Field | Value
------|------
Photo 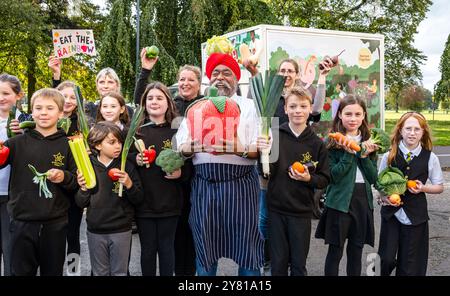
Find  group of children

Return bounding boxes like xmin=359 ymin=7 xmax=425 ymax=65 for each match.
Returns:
xmin=0 ymin=53 xmax=446 ymax=276
xmin=256 ymin=85 xmax=444 ymax=276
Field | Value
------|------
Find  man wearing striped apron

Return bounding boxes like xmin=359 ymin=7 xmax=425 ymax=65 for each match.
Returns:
xmin=176 ymin=53 xmax=263 ymax=275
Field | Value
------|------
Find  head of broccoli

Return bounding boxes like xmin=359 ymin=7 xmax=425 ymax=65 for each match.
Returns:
xmin=155 ymin=149 xmax=184 ymax=174
xmin=370 ymin=128 xmax=390 ymax=154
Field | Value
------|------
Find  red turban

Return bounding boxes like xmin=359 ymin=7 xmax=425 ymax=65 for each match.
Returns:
xmin=205 ymin=53 xmax=241 ymax=81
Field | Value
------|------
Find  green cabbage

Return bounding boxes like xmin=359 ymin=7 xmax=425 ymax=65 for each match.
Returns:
xmin=375 ymin=166 xmax=407 ymax=196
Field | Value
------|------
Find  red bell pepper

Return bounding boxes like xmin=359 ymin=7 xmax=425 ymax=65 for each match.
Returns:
xmin=0 ymin=144 xmax=10 ymax=166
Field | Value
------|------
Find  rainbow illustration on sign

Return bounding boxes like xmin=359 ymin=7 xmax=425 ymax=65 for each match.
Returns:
xmin=52 ymin=29 xmax=96 ymax=58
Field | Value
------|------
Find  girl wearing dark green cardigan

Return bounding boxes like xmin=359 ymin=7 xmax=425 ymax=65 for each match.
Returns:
xmin=315 ymin=95 xmax=378 ymax=276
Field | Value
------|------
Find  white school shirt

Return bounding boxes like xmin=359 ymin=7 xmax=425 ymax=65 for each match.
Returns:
xmin=378 ymin=140 xmax=444 ymax=225
xmin=0 ymin=109 xmax=21 ymax=195
xmin=175 ymin=93 xmax=259 ymax=166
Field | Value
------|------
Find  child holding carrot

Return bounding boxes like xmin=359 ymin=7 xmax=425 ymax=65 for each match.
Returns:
xmin=377 ymin=112 xmax=444 ymax=276
xmin=130 ymin=82 xmax=187 ymax=276
xmin=256 ymin=86 xmax=330 ymax=276
xmin=0 ymin=88 xmax=78 ymax=276
xmin=75 ymin=121 xmax=143 ymax=276
xmin=315 ymin=95 xmax=379 ymax=276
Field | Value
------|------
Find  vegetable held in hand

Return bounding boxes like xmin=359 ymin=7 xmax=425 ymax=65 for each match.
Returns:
xmin=145 ymin=45 xmax=159 ymax=59
xmin=6 ymin=106 xmax=17 ymax=138
xmin=0 ymin=143 xmax=10 ymax=165
xmin=144 ymin=146 xmax=157 ymax=164
xmin=250 ymin=71 xmax=286 ymax=177
xmin=389 ymin=193 xmax=402 ymax=206
xmin=19 ymin=120 xmax=36 ymax=130
xmin=28 ymin=164 xmax=52 ymax=199
xmin=155 ymin=149 xmax=184 ymax=174
xmin=108 ymin=168 xmax=120 ymax=181
xmin=376 ymin=166 xmax=407 ymax=197
xmin=119 ymin=106 xmax=144 ymax=197
xmin=407 ymin=180 xmax=417 ymax=189
xmin=205 ymin=35 xmax=233 ymax=56
xmin=328 ymin=132 xmax=361 ymax=152
xmin=368 ymin=128 xmax=390 ymax=154
xmin=58 ymin=117 xmax=72 ymax=135
xmin=69 ymin=135 xmax=96 ymax=189
xmin=290 ymin=162 xmax=305 ymax=174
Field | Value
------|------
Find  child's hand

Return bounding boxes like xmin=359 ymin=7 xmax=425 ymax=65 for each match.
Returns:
xmin=336 ymin=137 xmax=357 ymax=155
xmin=77 ymin=170 xmax=87 ymax=191
xmin=360 ymin=139 xmax=378 ymax=158
xmin=9 ymin=119 xmax=23 ymax=135
xmin=48 ymin=56 xmax=62 ymax=79
xmin=256 ymin=136 xmax=271 ymax=152
xmin=136 ymin=153 xmax=149 ymax=166
xmin=47 ymin=168 xmax=65 ymax=183
xmin=140 ymin=48 xmax=158 ymax=70
xmin=408 ymin=180 xmax=424 ymax=194
xmin=165 ymin=169 xmax=181 ymax=180
xmin=377 ymin=193 xmax=400 ymax=207
xmin=114 ymin=170 xmax=132 ymax=189
xmin=288 ymin=165 xmax=311 ymax=182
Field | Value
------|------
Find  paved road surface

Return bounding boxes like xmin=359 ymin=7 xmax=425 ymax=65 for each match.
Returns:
xmin=70 ymin=173 xmax=450 ymax=276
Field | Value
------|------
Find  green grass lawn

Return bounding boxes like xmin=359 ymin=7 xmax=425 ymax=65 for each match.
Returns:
xmin=384 ymin=110 xmax=450 ymax=146
xmin=385 ymin=119 xmax=450 ymax=146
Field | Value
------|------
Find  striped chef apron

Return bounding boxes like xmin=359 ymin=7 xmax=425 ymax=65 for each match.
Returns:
xmin=189 ymin=163 xmax=264 ymax=272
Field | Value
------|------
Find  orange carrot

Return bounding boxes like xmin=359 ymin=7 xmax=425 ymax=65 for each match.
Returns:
xmin=328 ymin=132 xmax=361 ymax=152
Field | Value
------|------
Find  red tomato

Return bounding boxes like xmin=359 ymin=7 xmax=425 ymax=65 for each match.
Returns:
xmin=108 ymin=168 xmax=121 ymax=181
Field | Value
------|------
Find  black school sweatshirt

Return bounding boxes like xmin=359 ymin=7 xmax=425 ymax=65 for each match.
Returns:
xmin=1 ymin=129 xmax=78 ymax=222
xmin=75 ymin=157 xmax=143 ymax=234
xmin=129 ymin=121 xmax=189 ymax=218
xmin=267 ymin=123 xmax=330 ymax=218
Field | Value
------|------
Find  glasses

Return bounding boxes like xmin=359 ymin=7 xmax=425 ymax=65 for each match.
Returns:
xmin=279 ymin=69 xmax=296 ymax=74
xmin=403 ymin=126 xmax=423 ymax=134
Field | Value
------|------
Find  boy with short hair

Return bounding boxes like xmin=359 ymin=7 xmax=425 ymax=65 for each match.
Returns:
xmin=0 ymin=88 xmax=78 ymax=276
xmin=257 ymin=86 xmax=330 ymax=276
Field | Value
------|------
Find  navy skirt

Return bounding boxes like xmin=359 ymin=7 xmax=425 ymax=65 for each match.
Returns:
xmin=189 ymin=163 xmax=264 ymax=271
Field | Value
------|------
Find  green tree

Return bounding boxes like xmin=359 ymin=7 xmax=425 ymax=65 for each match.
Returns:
xmin=434 ymin=34 xmax=450 ymax=107
xmin=98 ymin=0 xmax=135 ymax=101
xmin=266 ymin=0 xmax=431 ymax=112
xmin=399 ymin=84 xmax=426 ymax=111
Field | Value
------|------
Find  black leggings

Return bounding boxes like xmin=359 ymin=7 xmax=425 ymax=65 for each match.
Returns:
xmin=137 ymin=216 xmax=179 ymax=276
xmin=324 ymin=242 xmax=363 ymax=276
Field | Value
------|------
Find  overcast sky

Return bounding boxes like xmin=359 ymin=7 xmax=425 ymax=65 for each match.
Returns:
xmin=413 ymin=0 xmax=449 ymax=91
xmin=91 ymin=0 xmax=449 ymax=91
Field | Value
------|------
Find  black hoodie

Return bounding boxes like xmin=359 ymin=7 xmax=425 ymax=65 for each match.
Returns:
xmin=1 ymin=129 xmax=78 ymax=222
xmin=75 ymin=156 xmax=143 ymax=234
xmin=129 ymin=122 xmax=190 ymax=218
xmin=267 ymin=123 xmax=330 ymax=218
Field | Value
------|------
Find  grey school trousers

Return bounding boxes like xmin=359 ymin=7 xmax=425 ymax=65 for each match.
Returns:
xmin=87 ymin=230 xmax=131 ymax=276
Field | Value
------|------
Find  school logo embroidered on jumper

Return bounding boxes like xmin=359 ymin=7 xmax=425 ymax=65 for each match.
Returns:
xmin=112 ymin=182 xmax=120 ymax=194
xmin=162 ymin=139 xmax=172 ymax=149
xmin=52 ymin=152 xmax=65 ymax=167
xmin=300 ymin=152 xmax=312 ymax=164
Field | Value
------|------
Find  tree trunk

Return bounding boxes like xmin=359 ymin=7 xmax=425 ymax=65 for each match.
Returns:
xmin=26 ymin=51 xmax=37 ymax=114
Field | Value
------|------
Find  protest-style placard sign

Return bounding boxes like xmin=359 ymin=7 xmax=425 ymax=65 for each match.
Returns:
xmin=52 ymin=29 xmax=96 ymax=58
